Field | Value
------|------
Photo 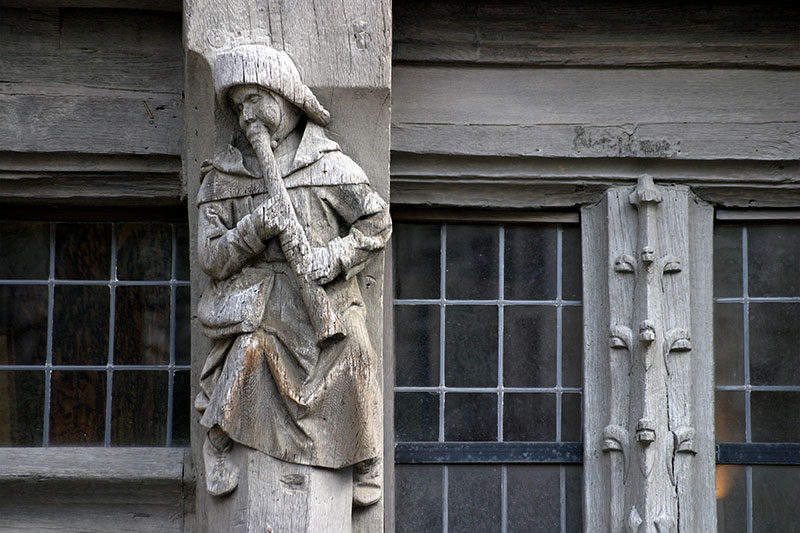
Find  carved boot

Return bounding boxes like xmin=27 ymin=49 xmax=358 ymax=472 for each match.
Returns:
xmin=203 ymin=426 xmax=239 ymax=497
xmin=352 ymin=457 xmax=382 ymax=507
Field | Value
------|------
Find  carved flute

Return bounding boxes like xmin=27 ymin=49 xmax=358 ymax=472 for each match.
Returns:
xmin=249 ymin=133 xmax=346 ymax=346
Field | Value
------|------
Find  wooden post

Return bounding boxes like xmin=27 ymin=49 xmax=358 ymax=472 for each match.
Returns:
xmin=582 ymin=177 xmax=716 ymax=532
xmin=183 ymin=2 xmax=391 ymax=531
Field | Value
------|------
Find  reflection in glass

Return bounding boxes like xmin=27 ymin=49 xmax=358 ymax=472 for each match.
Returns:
xmin=445 ymin=224 xmax=498 ymax=300
xmin=504 ymin=225 xmax=557 ymax=300
xmin=445 ymin=392 xmax=496 ymax=441
xmin=116 ymin=222 xmax=171 ymax=280
xmin=114 ymin=286 xmax=170 ymax=365
xmin=52 ymin=285 xmax=109 ymax=365
xmin=748 ymin=223 xmax=800 ymax=297
xmin=394 ymin=223 xmax=441 ymax=299
xmin=749 ymin=303 xmax=800 ymax=385
xmin=0 ymin=222 xmax=49 ymax=280
xmin=713 ymin=225 xmax=742 ymax=298
xmin=444 ymin=305 xmax=497 ymax=387
xmin=751 ymin=392 xmax=800 ymax=442
xmin=715 ymin=391 xmax=745 ymax=443
xmin=504 ymin=393 xmax=555 ymax=441
xmin=395 ymin=392 xmax=438 ymax=442
xmin=562 ymin=305 xmax=583 ymax=388
xmin=503 ymin=306 xmax=556 ymax=387
xmin=752 ymin=466 xmax=800 ymax=531
xmin=448 ymin=465 xmax=501 ymax=532
xmin=55 ymin=223 xmax=111 ymax=280
xmin=395 ymin=305 xmax=439 ymax=387
xmin=0 ymin=285 xmax=48 ymax=365
xmin=714 ymin=303 xmax=743 ymax=386
xmin=111 ymin=371 xmax=168 ymax=446
xmin=395 ymin=465 xmax=443 ymax=533
xmin=0 ymin=371 xmax=44 ymax=446
xmin=716 ymin=465 xmax=746 ymax=532
xmin=50 ymin=370 xmax=106 ymax=445
xmin=507 ymin=465 xmax=560 ymax=532
xmin=172 ymin=370 xmax=191 ymax=446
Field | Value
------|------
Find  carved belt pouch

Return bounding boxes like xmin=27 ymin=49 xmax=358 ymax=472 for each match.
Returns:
xmin=198 ymin=267 xmax=274 ymax=339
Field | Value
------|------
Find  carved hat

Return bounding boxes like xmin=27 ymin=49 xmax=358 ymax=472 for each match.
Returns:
xmin=213 ymin=44 xmax=331 ymax=126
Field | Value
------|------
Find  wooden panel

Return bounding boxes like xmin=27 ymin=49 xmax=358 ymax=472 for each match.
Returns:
xmin=392 ymin=66 xmax=800 ymax=161
xmin=390 ymin=154 xmax=800 ymax=209
xmin=0 ymin=448 xmax=192 ymax=533
xmin=0 ymin=8 xmax=184 ymax=158
xmin=394 ymin=0 xmax=800 ymax=68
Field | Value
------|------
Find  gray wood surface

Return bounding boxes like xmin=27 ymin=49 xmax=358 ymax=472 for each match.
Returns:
xmin=394 ymin=1 xmax=800 ymax=68
xmin=184 ymin=1 xmax=391 ymax=531
xmin=582 ymin=180 xmax=715 ymax=531
xmin=392 ymin=66 xmax=800 ymax=161
xmin=0 ymin=448 xmax=194 ymax=533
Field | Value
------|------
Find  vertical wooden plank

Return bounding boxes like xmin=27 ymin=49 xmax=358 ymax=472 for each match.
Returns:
xmin=583 ymin=178 xmax=716 ymax=531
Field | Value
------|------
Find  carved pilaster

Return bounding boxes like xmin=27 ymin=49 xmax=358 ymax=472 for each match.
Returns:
xmin=583 ymin=177 xmax=715 ymax=532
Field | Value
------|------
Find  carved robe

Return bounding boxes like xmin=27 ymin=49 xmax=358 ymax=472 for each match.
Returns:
xmin=195 ymin=121 xmax=390 ymax=469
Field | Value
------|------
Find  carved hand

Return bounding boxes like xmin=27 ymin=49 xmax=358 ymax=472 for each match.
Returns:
xmin=308 ymin=246 xmax=341 ymax=284
xmin=252 ymin=196 xmax=290 ymax=241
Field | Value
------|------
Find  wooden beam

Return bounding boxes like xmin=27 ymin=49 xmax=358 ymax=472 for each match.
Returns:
xmin=394 ymin=0 xmax=800 ymax=68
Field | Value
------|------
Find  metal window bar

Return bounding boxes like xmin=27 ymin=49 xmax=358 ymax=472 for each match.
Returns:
xmin=1 ymin=222 xmax=191 ymax=447
xmin=394 ymin=222 xmax=582 ymax=533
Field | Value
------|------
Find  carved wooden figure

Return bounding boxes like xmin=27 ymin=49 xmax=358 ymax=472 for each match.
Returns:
xmin=192 ymin=43 xmax=391 ymax=516
xmin=583 ymin=177 xmax=715 ymax=532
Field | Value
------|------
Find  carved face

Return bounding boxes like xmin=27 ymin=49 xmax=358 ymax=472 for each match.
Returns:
xmin=229 ymin=85 xmax=301 ymax=142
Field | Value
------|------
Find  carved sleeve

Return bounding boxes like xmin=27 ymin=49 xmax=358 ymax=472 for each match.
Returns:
xmin=197 ymin=200 xmax=270 ymax=280
xmin=323 ymin=184 xmax=392 ymax=281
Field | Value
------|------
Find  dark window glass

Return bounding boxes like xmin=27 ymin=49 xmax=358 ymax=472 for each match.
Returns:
xmin=562 ymin=225 xmax=583 ymax=301
xmin=394 ymin=223 xmax=441 ymax=299
xmin=0 ymin=219 xmax=190 ymax=448
xmin=445 ymin=392 xmax=496 ymax=441
xmin=395 ymin=305 xmax=439 ymax=387
xmin=444 ymin=305 xmax=497 ymax=387
xmin=748 ymin=223 xmax=800 ymax=297
xmin=715 ymin=391 xmax=745 ymax=443
xmin=0 ymin=222 xmax=49 ymax=280
xmin=0 ymin=370 xmax=44 ymax=446
xmin=111 ymin=371 xmax=168 ymax=446
xmin=716 ymin=465 xmax=746 ymax=532
xmin=49 ymin=370 xmax=106 ymax=445
xmin=714 ymin=303 xmax=743 ymax=386
xmin=504 ymin=393 xmax=556 ymax=441
xmin=504 ymin=225 xmax=557 ymax=300
xmin=751 ymin=392 xmax=800 ymax=442
xmin=562 ymin=305 xmax=583 ymax=388
xmin=114 ymin=286 xmax=170 ymax=365
xmin=713 ymin=225 xmax=742 ymax=298
xmin=561 ymin=392 xmax=582 ymax=442
xmin=395 ymin=392 xmax=438 ymax=442
xmin=448 ymin=466 xmax=501 ymax=532
xmin=504 ymin=306 xmax=556 ymax=387
xmin=749 ymin=303 xmax=800 ymax=385
xmin=116 ymin=222 xmax=172 ymax=280
xmin=395 ymin=465 xmax=443 ymax=533
xmin=55 ymin=223 xmax=111 ymax=280
xmin=52 ymin=285 xmax=109 ymax=365
xmin=506 ymin=465 xmax=560 ymax=532
xmin=752 ymin=466 xmax=800 ymax=531
xmin=445 ymin=224 xmax=498 ymax=300
xmin=0 ymin=285 xmax=48 ymax=365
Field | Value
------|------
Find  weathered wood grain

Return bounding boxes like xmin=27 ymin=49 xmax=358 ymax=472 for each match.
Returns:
xmin=390 ymin=153 xmax=800 ymax=209
xmin=185 ymin=2 xmax=391 ymax=531
xmin=582 ymin=181 xmax=715 ymax=531
xmin=394 ymin=0 xmax=800 ymax=68
xmin=0 ymin=448 xmax=193 ymax=533
xmin=392 ymin=65 xmax=800 ymax=161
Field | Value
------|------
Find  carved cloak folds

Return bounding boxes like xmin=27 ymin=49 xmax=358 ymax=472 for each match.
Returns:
xmin=195 ymin=121 xmax=391 ymax=469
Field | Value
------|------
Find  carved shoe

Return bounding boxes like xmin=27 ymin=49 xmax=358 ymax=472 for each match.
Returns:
xmin=203 ymin=437 xmax=240 ymax=497
xmin=352 ymin=458 xmax=382 ymax=507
